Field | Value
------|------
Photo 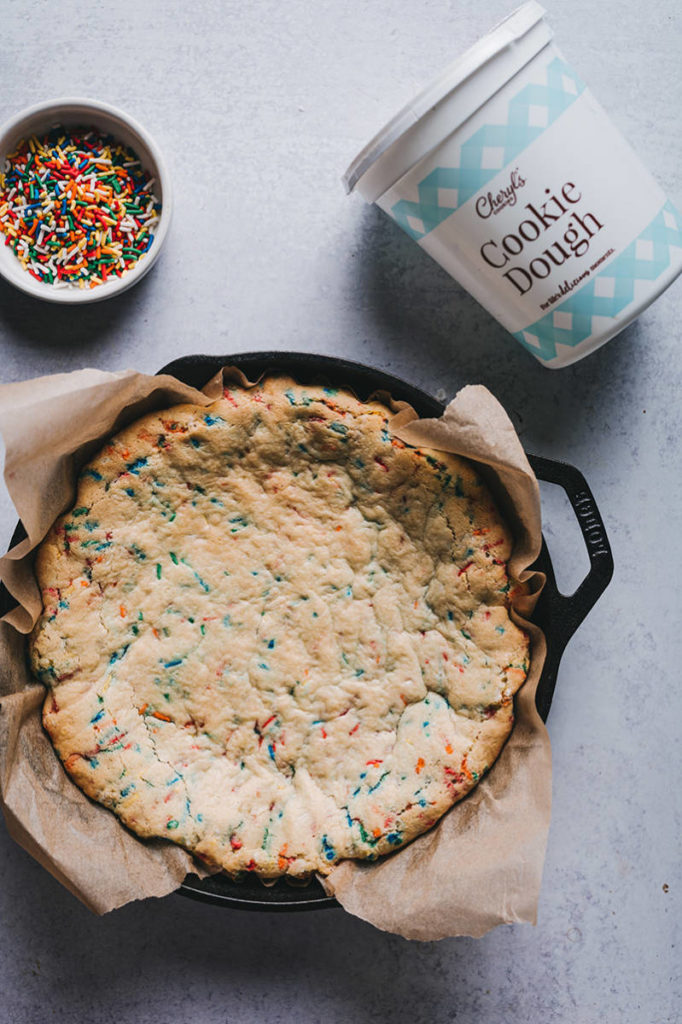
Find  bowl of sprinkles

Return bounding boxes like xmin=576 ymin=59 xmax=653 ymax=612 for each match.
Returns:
xmin=0 ymin=98 xmax=171 ymax=302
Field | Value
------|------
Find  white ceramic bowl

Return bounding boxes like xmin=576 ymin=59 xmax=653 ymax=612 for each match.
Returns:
xmin=0 ymin=97 xmax=172 ymax=303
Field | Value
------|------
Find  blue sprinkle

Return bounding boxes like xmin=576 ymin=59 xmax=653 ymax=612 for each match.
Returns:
xmin=58 ymin=599 xmax=69 ymax=610
xmin=267 ymin=743 xmax=276 ymax=761
xmin=204 ymin=413 xmax=224 ymax=426
xmin=164 ymin=659 xmax=182 ymax=668
xmin=267 ymin=639 xmax=276 ymax=649
xmin=109 ymin=644 xmax=130 ymax=664
xmin=321 ymin=834 xmax=336 ymax=861
xmin=368 ymin=771 xmax=389 ymax=794
xmin=126 ymin=457 xmax=148 ymax=475
xmin=190 ymin=438 xmax=201 ymax=448
xmin=192 ymin=570 xmax=210 ymax=593
xmin=447 ymin=611 xmax=454 ymax=621
xmin=495 ymin=626 xmax=506 ymax=634
xmin=258 ymin=663 xmax=269 ymax=671
xmin=386 ymin=832 xmax=402 ymax=845
xmin=329 ymin=422 xmax=348 ymax=435
xmin=125 ymin=488 xmax=135 ymax=497
xmin=120 ymin=785 xmax=133 ymax=798
xmin=90 ymin=709 xmax=105 ymax=724
xmin=284 ymin=389 xmax=297 ymax=406
xmin=82 ymin=468 xmax=102 ymax=481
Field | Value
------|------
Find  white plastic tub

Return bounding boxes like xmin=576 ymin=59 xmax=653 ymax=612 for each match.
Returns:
xmin=343 ymin=2 xmax=682 ymax=368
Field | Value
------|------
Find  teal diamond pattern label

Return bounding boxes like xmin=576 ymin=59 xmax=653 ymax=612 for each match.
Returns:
xmin=513 ymin=201 xmax=682 ymax=361
xmin=390 ymin=57 xmax=586 ymax=241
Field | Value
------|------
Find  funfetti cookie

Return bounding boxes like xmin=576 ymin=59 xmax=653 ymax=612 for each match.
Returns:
xmin=30 ymin=377 xmax=529 ymax=878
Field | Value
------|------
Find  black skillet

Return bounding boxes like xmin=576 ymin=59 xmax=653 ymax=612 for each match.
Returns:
xmin=0 ymin=351 xmax=614 ymax=912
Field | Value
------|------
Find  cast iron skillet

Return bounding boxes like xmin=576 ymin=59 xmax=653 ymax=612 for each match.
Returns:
xmin=0 ymin=351 xmax=614 ymax=913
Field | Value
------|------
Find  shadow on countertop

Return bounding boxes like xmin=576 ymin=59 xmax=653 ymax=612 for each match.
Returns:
xmin=0 ymin=270 xmax=157 ymax=370
xmin=0 ymin=825 xmax=531 ymax=1024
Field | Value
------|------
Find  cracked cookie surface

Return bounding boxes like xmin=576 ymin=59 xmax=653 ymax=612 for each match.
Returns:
xmin=30 ymin=376 xmax=529 ymax=878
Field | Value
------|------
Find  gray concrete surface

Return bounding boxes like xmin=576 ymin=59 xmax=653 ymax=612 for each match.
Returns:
xmin=0 ymin=1 xmax=679 ymax=1021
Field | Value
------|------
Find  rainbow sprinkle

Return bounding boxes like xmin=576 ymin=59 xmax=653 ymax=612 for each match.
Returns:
xmin=0 ymin=127 xmax=161 ymax=289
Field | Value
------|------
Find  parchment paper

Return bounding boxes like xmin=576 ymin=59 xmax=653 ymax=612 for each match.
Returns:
xmin=0 ymin=367 xmax=550 ymax=936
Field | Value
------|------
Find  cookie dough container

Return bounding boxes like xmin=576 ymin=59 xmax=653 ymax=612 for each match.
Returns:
xmin=343 ymin=2 xmax=682 ymax=368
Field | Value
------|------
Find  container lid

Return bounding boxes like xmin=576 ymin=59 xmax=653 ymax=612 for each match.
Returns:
xmin=343 ymin=2 xmax=552 ymax=202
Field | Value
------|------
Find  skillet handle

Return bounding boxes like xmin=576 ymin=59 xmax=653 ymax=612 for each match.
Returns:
xmin=526 ymin=454 xmax=614 ymax=721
